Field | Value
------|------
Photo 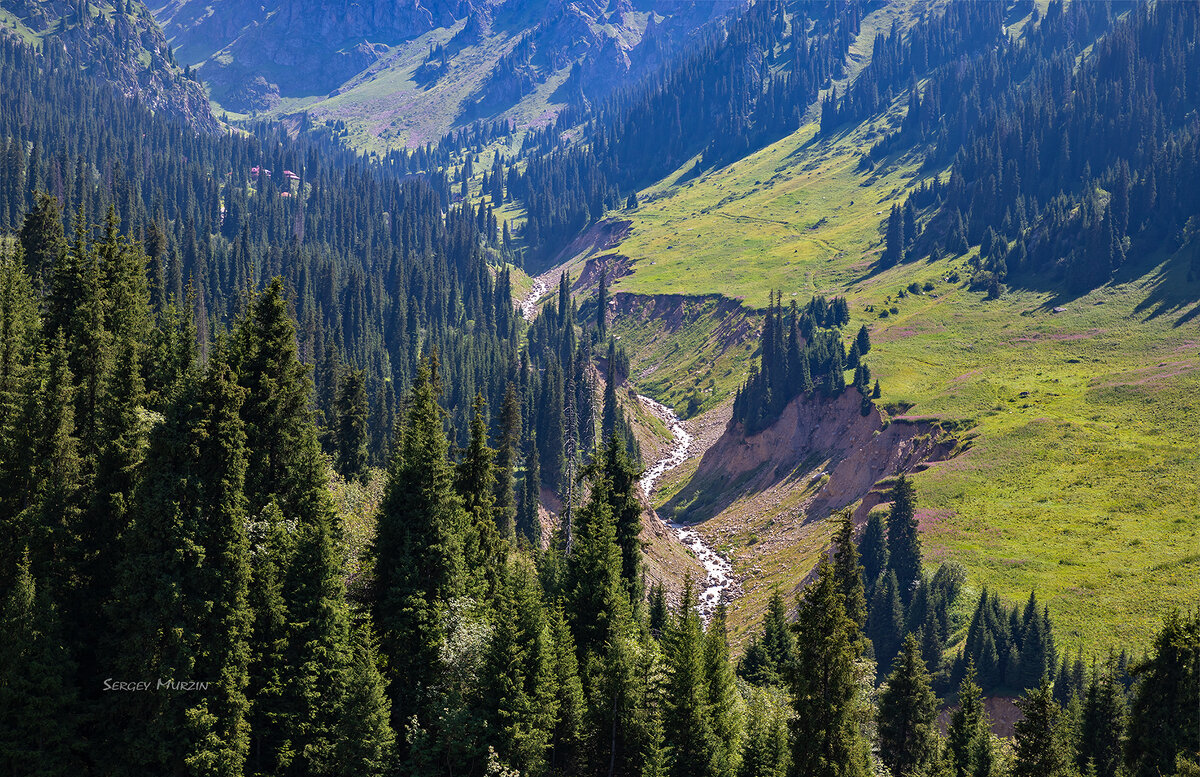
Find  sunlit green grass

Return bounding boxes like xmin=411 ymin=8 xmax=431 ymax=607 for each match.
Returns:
xmin=611 ymin=111 xmax=1200 ymax=651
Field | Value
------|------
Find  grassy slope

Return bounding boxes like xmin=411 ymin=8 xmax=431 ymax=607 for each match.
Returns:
xmin=607 ymin=103 xmax=1200 ymax=651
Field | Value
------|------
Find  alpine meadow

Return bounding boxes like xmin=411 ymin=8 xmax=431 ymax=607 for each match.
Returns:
xmin=0 ymin=0 xmax=1197 ymax=776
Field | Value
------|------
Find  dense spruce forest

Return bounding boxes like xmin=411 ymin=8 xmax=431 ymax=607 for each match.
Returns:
xmin=0 ymin=219 xmax=1195 ymax=775
xmin=867 ymin=0 xmax=1200 ymax=297
xmin=1 ymin=0 xmax=1200 ymax=774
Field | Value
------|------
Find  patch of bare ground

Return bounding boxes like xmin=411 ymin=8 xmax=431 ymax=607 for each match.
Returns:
xmin=938 ymin=696 xmax=1022 ymax=739
xmin=656 ymin=388 xmax=964 ymax=646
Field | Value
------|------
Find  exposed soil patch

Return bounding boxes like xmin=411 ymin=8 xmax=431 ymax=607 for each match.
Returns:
xmin=574 ymin=253 xmax=634 ymax=293
xmin=667 ymin=389 xmax=961 ymax=528
xmin=542 ymin=218 xmax=633 ymax=272
xmin=612 ymin=291 xmax=758 ymax=340
xmin=938 ymin=696 xmax=1022 ymax=739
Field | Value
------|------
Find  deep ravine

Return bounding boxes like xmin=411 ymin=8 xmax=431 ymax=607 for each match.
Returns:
xmin=637 ymin=394 xmax=734 ymax=619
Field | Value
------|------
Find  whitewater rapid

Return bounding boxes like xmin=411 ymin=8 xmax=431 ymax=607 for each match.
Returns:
xmin=637 ymin=395 xmax=733 ymax=619
xmin=519 ymin=276 xmax=550 ymax=321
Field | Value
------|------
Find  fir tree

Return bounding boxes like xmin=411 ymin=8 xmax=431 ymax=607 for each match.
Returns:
xmin=334 ymin=367 xmax=368 ymax=481
xmin=947 ymin=663 xmax=994 ymax=777
xmin=518 ymin=432 xmax=542 ymax=545
xmin=230 ymin=278 xmax=316 ymax=518
xmin=602 ymin=341 xmax=619 ymax=443
xmin=867 ymin=570 xmax=905 ymax=673
xmin=860 ymin=510 xmax=889 ymax=598
xmin=480 ymin=563 xmax=557 ymax=776
xmin=738 ymin=687 xmax=789 ymax=777
xmin=107 ymin=355 xmax=252 ymax=776
xmin=17 ymin=335 xmax=81 ymax=605
xmin=566 ymin=467 xmax=627 ymax=661
xmin=760 ymin=587 xmax=794 ymax=684
xmin=1124 ymin=610 xmax=1200 ymax=777
xmin=879 ymin=634 xmax=941 ymax=777
xmin=331 ymin=621 xmax=395 ymax=777
xmin=704 ymin=603 xmax=742 ymax=777
xmin=494 ymin=383 xmax=521 ymax=541
xmin=886 ymin=475 xmax=922 ymax=605
xmin=17 ymin=192 xmax=66 ymax=299
xmin=1078 ymin=661 xmax=1126 ymax=777
xmin=597 ymin=267 xmax=609 ymax=342
xmin=787 ymin=558 xmax=872 ymax=777
xmin=0 ymin=556 xmax=82 ymax=777
xmin=0 ymin=248 xmax=37 ymax=595
xmin=1012 ymin=676 xmax=1075 ymax=777
xmin=664 ymin=580 xmax=718 ymax=777
xmin=373 ymin=356 xmax=468 ymax=748
xmin=832 ymin=510 xmax=868 ymax=629
xmin=596 ymin=432 xmax=644 ymax=602
xmin=547 ymin=606 xmax=586 ymax=775
xmin=456 ymin=393 xmax=501 ymax=587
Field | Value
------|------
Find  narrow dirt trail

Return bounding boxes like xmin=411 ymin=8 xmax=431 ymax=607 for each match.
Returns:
xmin=637 ymin=394 xmax=733 ymax=619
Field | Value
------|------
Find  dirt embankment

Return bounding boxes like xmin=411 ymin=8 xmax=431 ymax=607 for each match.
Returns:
xmin=669 ymin=389 xmax=959 ymax=527
xmin=611 ymin=291 xmax=756 ymax=340
xmin=545 ymin=218 xmax=633 ymax=271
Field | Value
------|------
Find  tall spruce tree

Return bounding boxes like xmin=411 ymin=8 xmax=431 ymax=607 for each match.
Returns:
xmin=1012 ymin=676 xmax=1075 ymax=777
xmin=518 ymin=431 xmax=542 ymax=545
xmin=832 ymin=510 xmax=868 ymax=629
xmin=859 ymin=510 xmax=888 ymax=598
xmin=547 ymin=605 xmax=586 ymax=775
xmin=878 ymin=633 xmax=941 ymax=777
xmin=602 ymin=340 xmax=619 ymax=443
xmin=107 ymin=355 xmax=252 ymax=777
xmin=867 ymin=570 xmax=905 ymax=673
xmin=0 ymin=247 xmax=37 ymax=596
xmin=16 ymin=335 xmax=81 ymax=606
xmin=1078 ymin=661 xmax=1126 ymax=777
xmin=787 ymin=558 xmax=871 ymax=777
xmin=1124 ymin=609 xmax=1200 ymax=777
xmin=738 ymin=687 xmax=789 ymax=777
xmin=332 ymin=622 xmax=396 ymax=777
xmin=494 ymin=382 xmax=521 ymax=541
xmin=230 ymin=278 xmax=315 ymax=517
xmin=664 ymin=580 xmax=718 ymax=777
xmin=334 ymin=367 xmax=368 ymax=481
xmin=566 ymin=467 xmax=627 ymax=661
xmin=373 ymin=356 xmax=468 ymax=749
xmin=704 ymin=603 xmax=742 ymax=777
xmin=456 ymin=392 xmax=501 ymax=588
xmin=0 ymin=556 xmax=82 ymax=777
xmin=479 ymin=562 xmax=558 ymax=776
xmin=17 ymin=192 xmax=66 ymax=299
xmin=596 ymin=432 xmax=644 ymax=602
xmin=947 ymin=663 xmax=994 ymax=777
xmin=597 ymin=267 xmax=609 ymax=342
xmin=886 ymin=476 xmax=922 ymax=605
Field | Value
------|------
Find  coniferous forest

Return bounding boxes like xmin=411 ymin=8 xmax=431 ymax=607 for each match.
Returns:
xmin=1 ymin=0 xmax=1199 ymax=775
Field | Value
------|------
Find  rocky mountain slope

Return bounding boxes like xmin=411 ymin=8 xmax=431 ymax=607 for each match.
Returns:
xmin=152 ymin=0 xmax=743 ymax=145
xmin=0 ymin=0 xmax=217 ymax=130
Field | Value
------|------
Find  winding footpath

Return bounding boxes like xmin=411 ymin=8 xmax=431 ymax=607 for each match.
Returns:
xmin=637 ymin=395 xmax=734 ymax=618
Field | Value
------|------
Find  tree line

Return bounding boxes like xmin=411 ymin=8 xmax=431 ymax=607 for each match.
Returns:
xmin=732 ymin=292 xmax=877 ymax=433
xmin=870 ymin=0 xmax=1200 ymax=297
xmin=0 ymin=205 xmax=1196 ymax=777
